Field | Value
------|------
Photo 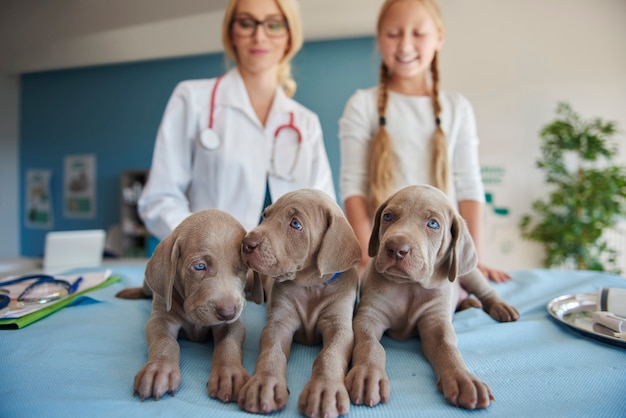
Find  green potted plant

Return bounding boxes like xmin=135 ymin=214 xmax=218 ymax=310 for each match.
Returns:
xmin=519 ymin=102 xmax=626 ymax=272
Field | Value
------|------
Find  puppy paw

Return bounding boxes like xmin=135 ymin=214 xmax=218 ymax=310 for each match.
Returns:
xmin=207 ymin=365 xmax=250 ymax=403
xmin=133 ymin=360 xmax=181 ymax=401
xmin=237 ymin=374 xmax=289 ymax=414
xmin=437 ymin=371 xmax=493 ymax=409
xmin=345 ymin=365 xmax=390 ymax=407
xmin=488 ymin=302 xmax=520 ymax=322
xmin=298 ymin=377 xmax=350 ymax=417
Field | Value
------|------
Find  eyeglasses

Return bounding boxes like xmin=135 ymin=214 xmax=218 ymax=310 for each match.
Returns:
xmin=231 ymin=17 xmax=289 ymax=38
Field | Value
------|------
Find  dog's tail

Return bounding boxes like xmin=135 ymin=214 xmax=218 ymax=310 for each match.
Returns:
xmin=115 ymin=286 xmax=151 ymax=300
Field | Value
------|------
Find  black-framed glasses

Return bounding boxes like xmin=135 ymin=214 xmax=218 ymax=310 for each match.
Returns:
xmin=231 ymin=17 xmax=289 ymax=38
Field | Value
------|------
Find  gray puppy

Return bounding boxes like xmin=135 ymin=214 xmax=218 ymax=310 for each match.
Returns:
xmin=346 ymin=185 xmax=519 ymax=410
xmin=238 ymin=189 xmax=361 ymax=418
xmin=116 ymin=209 xmax=249 ymax=403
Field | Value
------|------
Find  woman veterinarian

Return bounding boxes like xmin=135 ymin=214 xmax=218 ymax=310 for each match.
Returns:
xmin=139 ymin=0 xmax=336 ymax=239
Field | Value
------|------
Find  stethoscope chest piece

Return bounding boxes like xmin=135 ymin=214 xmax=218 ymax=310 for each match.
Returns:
xmin=200 ymin=128 xmax=221 ymax=150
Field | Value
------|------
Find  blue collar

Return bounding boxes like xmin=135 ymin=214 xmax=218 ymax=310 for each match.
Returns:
xmin=326 ymin=272 xmax=343 ymax=283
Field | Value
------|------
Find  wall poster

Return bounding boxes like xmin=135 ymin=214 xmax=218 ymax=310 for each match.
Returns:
xmin=25 ymin=169 xmax=53 ymax=229
xmin=64 ymin=154 xmax=96 ymax=219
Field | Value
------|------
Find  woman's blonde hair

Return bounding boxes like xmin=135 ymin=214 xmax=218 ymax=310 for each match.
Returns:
xmin=369 ymin=0 xmax=448 ymax=211
xmin=222 ymin=0 xmax=303 ymax=97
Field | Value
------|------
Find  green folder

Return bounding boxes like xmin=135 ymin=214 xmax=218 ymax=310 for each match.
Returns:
xmin=0 ymin=275 xmax=120 ymax=330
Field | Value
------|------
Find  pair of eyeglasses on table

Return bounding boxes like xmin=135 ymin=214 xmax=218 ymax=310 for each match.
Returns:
xmin=0 ymin=274 xmax=83 ymax=315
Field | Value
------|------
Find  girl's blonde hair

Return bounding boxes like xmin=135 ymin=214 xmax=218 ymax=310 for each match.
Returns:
xmin=369 ymin=0 xmax=448 ymax=211
xmin=222 ymin=0 xmax=303 ymax=97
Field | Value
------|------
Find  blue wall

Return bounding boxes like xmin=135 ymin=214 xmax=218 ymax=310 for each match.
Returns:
xmin=19 ymin=36 xmax=379 ymax=256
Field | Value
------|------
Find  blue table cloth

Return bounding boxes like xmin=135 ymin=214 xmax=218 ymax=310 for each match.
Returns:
xmin=2 ymin=265 xmax=625 ymax=418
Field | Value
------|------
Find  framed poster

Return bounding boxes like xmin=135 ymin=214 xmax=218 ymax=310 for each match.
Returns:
xmin=64 ymin=154 xmax=96 ymax=219
xmin=25 ymin=169 xmax=53 ymax=229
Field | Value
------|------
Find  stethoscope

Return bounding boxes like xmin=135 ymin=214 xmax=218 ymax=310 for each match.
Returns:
xmin=199 ymin=74 xmax=303 ymax=182
xmin=0 ymin=274 xmax=83 ymax=315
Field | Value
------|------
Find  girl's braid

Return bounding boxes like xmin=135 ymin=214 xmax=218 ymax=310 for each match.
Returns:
xmin=368 ymin=63 xmax=396 ymax=212
xmin=430 ymin=52 xmax=449 ymax=194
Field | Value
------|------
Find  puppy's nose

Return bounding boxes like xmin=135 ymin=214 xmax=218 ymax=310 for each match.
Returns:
xmin=386 ymin=242 xmax=410 ymax=260
xmin=242 ymin=234 xmax=260 ymax=254
xmin=215 ymin=305 xmax=237 ymax=321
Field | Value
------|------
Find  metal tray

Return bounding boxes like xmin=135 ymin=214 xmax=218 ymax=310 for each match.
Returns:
xmin=547 ymin=293 xmax=625 ymax=349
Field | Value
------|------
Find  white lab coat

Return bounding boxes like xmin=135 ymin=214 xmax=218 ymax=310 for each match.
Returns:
xmin=139 ymin=68 xmax=336 ymax=239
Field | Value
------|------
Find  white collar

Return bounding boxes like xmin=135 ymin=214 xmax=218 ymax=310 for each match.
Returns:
xmin=217 ymin=67 xmax=297 ymax=128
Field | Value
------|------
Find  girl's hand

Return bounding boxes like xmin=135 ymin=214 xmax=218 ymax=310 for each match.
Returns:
xmin=477 ymin=263 xmax=512 ymax=283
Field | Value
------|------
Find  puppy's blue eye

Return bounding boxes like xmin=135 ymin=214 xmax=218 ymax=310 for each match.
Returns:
xmin=290 ymin=218 xmax=303 ymax=230
xmin=382 ymin=212 xmax=393 ymax=222
xmin=193 ymin=263 xmax=207 ymax=271
xmin=427 ymin=219 xmax=440 ymax=230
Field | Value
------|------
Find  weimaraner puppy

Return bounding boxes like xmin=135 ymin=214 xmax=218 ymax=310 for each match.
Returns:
xmin=346 ymin=185 xmax=519 ymax=410
xmin=238 ymin=189 xmax=361 ymax=418
xmin=116 ymin=209 xmax=250 ymax=403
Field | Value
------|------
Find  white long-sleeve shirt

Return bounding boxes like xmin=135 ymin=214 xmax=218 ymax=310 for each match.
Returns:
xmin=339 ymin=87 xmax=485 ymax=206
xmin=139 ymin=68 xmax=336 ymax=239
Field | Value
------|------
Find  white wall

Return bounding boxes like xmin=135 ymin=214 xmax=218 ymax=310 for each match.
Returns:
xmin=439 ymin=0 xmax=626 ymax=270
xmin=1 ymin=0 xmax=625 ymax=268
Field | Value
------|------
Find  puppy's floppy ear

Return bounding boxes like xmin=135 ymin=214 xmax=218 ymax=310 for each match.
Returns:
xmin=144 ymin=232 xmax=181 ymax=311
xmin=317 ymin=207 xmax=362 ymax=276
xmin=368 ymin=197 xmax=389 ymax=257
xmin=249 ymin=270 xmax=265 ymax=305
xmin=442 ymin=212 xmax=478 ymax=282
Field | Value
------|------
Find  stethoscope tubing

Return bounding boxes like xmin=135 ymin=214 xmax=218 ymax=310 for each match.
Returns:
xmin=209 ymin=74 xmax=224 ymax=130
xmin=271 ymin=112 xmax=302 ymax=181
xmin=0 ymin=274 xmax=83 ymax=303
xmin=207 ymin=74 xmax=303 ymax=182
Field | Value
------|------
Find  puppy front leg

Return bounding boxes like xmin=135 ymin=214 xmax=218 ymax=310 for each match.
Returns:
xmin=345 ymin=314 xmax=389 ymax=407
xmin=207 ymin=320 xmax=249 ymax=403
xmin=460 ymin=269 xmax=519 ymax=322
xmin=238 ymin=319 xmax=296 ymax=414
xmin=419 ymin=320 xmax=493 ymax=409
xmin=134 ymin=316 xmax=182 ymax=401
xmin=298 ymin=313 xmax=354 ymax=417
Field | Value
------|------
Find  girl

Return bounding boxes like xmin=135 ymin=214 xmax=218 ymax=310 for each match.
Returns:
xmin=339 ymin=0 xmax=510 ymax=282
xmin=139 ymin=0 xmax=335 ymax=239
